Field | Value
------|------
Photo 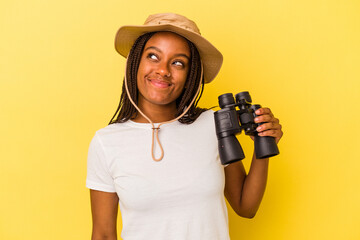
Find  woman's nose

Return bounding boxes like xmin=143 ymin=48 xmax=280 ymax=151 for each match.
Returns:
xmin=156 ymin=62 xmax=171 ymax=78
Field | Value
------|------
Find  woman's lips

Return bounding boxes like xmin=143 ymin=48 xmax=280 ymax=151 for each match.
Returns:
xmin=148 ymin=78 xmax=172 ymax=88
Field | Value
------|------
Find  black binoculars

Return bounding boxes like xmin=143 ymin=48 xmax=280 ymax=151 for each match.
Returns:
xmin=214 ymin=91 xmax=279 ymax=165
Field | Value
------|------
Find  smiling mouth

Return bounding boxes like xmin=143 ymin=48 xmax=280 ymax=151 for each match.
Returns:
xmin=148 ymin=78 xmax=172 ymax=88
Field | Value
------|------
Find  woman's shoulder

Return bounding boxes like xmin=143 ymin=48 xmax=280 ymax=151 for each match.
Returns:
xmin=196 ymin=109 xmax=215 ymax=122
xmin=201 ymin=108 xmax=215 ymax=115
xmin=187 ymin=109 xmax=216 ymax=130
xmin=92 ymin=122 xmax=132 ymax=140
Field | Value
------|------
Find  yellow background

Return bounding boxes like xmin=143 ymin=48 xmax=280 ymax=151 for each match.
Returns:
xmin=1 ymin=0 xmax=359 ymax=239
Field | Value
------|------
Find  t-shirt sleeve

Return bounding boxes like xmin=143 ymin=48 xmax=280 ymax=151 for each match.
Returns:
xmin=86 ymin=133 xmax=116 ymax=193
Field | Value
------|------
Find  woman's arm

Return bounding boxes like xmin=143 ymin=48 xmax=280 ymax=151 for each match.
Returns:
xmin=224 ymin=107 xmax=282 ymax=218
xmin=224 ymin=154 xmax=269 ymax=218
xmin=90 ymin=190 xmax=119 ymax=240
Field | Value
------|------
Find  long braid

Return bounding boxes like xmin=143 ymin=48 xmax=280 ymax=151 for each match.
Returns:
xmin=176 ymin=41 xmax=206 ymax=124
xmin=109 ymin=32 xmax=207 ymax=125
xmin=109 ymin=32 xmax=155 ymax=124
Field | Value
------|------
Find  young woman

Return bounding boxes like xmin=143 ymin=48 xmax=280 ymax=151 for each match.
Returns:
xmin=86 ymin=13 xmax=283 ymax=240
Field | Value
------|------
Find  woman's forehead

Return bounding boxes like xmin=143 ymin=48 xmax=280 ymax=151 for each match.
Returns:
xmin=144 ymin=32 xmax=190 ymax=54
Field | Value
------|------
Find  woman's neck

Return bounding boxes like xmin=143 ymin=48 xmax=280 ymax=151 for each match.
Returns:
xmin=131 ymin=101 xmax=178 ymax=123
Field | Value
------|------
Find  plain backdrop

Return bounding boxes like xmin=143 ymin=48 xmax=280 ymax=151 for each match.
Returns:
xmin=1 ymin=0 xmax=359 ymax=239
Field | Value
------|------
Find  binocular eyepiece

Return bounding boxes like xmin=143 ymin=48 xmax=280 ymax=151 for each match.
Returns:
xmin=214 ymin=91 xmax=279 ymax=165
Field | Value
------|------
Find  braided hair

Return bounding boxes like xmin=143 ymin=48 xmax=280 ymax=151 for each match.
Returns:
xmin=109 ymin=32 xmax=207 ymax=125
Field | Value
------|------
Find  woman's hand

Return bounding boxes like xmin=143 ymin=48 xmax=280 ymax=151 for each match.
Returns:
xmin=252 ymin=107 xmax=283 ymax=144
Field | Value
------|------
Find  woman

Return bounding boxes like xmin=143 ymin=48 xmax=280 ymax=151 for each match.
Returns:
xmin=86 ymin=13 xmax=283 ymax=240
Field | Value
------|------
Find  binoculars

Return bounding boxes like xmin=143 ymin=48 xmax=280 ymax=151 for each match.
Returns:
xmin=214 ymin=91 xmax=279 ymax=165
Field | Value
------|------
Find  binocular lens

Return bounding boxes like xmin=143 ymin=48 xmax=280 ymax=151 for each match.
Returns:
xmin=218 ymin=136 xmax=245 ymax=165
xmin=254 ymin=136 xmax=280 ymax=159
xmin=235 ymin=91 xmax=252 ymax=103
xmin=218 ymin=93 xmax=235 ymax=109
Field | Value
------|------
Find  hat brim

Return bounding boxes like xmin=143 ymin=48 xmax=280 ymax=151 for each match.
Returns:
xmin=114 ymin=24 xmax=223 ymax=83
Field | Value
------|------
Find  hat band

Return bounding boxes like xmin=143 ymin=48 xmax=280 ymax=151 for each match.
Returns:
xmin=144 ymin=16 xmax=200 ymax=34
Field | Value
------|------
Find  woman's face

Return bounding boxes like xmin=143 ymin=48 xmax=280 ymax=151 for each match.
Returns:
xmin=136 ymin=32 xmax=191 ymax=110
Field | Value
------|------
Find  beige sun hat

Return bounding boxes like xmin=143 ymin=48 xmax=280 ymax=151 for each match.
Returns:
xmin=114 ymin=13 xmax=223 ymax=84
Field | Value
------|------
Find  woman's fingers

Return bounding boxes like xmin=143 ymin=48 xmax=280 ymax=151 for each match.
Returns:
xmin=256 ymin=122 xmax=280 ymax=132
xmin=254 ymin=107 xmax=283 ymax=143
xmin=254 ymin=114 xmax=274 ymax=123
xmin=258 ymin=129 xmax=283 ymax=144
xmin=255 ymin=107 xmax=273 ymax=117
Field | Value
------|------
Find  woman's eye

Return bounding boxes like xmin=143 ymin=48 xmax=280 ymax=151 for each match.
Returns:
xmin=147 ymin=53 xmax=158 ymax=60
xmin=173 ymin=61 xmax=184 ymax=67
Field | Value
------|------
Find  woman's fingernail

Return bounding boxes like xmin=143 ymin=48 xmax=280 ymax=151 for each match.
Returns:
xmin=254 ymin=118 xmax=259 ymax=122
xmin=257 ymin=126 xmax=262 ymax=131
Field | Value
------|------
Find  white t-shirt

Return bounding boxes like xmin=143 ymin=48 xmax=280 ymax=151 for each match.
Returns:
xmin=86 ymin=110 xmax=230 ymax=240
